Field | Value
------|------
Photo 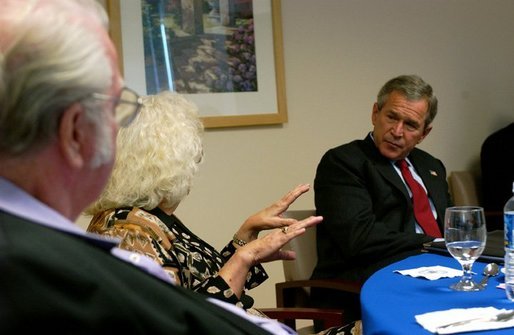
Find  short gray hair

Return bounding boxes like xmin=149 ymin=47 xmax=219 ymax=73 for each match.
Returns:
xmin=377 ymin=74 xmax=438 ymax=128
xmin=0 ymin=0 xmax=113 ymax=156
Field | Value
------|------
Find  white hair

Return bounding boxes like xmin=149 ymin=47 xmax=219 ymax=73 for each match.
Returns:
xmin=86 ymin=91 xmax=204 ymax=214
xmin=0 ymin=0 xmax=114 ymax=157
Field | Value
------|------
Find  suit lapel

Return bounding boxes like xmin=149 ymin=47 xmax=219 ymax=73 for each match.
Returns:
xmin=362 ymin=135 xmax=410 ymax=199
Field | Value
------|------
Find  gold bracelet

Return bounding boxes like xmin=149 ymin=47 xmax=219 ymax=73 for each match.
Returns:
xmin=232 ymin=234 xmax=247 ymax=247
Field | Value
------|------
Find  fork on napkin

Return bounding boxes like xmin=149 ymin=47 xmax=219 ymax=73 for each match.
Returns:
xmin=415 ymin=307 xmax=514 ymax=334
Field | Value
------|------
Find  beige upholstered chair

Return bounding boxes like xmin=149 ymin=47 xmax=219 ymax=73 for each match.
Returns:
xmin=282 ymin=210 xmax=319 ymax=283
xmin=447 ymin=171 xmax=503 ymax=230
xmin=263 ymin=210 xmax=362 ymax=331
xmin=448 ymin=171 xmax=481 ymax=206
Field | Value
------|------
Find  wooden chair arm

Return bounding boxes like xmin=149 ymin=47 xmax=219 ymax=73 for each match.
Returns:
xmin=258 ymin=307 xmax=344 ymax=330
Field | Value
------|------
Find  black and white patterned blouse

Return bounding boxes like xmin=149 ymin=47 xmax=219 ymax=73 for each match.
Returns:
xmin=87 ymin=207 xmax=268 ymax=309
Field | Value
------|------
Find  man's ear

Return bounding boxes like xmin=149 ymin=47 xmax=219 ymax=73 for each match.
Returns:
xmin=371 ymin=103 xmax=379 ymax=126
xmin=418 ymin=125 xmax=433 ymax=143
xmin=58 ymin=103 xmax=89 ymax=168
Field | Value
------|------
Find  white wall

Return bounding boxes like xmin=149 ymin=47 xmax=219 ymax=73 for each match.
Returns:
xmin=83 ymin=0 xmax=514 ymax=310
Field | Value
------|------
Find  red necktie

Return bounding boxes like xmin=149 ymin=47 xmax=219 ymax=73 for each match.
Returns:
xmin=396 ymin=159 xmax=442 ymax=237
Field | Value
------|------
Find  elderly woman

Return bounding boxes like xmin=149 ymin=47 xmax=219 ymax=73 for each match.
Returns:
xmin=85 ymin=91 xmax=321 ymax=310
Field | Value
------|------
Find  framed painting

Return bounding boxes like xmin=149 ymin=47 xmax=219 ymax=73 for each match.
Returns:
xmin=106 ymin=0 xmax=287 ymax=128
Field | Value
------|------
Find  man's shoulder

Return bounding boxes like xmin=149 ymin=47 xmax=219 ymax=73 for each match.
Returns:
xmin=0 ymin=211 xmax=99 ymax=258
xmin=0 ymin=210 xmax=44 ymax=236
xmin=322 ymin=137 xmax=369 ymax=158
xmin=410 ymin=146 xmax=439 ymax=160
xmin=483 ymin=123 xmax=514 ymax=148
xmin=0 ymin=212 xmax=272 ymax=334
xmin=316 ymin=137 xmax=378 ymax=175
xmin=409 ymin=147 xmax=446 ymax=171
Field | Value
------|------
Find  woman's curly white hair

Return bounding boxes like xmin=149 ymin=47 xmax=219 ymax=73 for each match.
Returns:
xmin=85 ymin=91 xmax=204 ymax=215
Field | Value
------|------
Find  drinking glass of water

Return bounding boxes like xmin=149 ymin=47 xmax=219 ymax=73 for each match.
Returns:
xmin=444 ymin=206 xmax=487 ymax=291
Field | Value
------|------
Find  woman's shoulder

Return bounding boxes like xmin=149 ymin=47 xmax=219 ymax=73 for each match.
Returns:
xmin=89 ymin=207 xmax=176 ymax=249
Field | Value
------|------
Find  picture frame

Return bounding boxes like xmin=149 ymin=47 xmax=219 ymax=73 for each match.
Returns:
xmin=106 ymin=0 xmax=287 ymax=128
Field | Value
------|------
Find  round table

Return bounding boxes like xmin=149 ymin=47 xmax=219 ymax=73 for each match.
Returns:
xmin=361 ymin=253 xmax=513 ymax=334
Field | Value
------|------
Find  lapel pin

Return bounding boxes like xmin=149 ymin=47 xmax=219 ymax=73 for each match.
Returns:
xmin=430 ymin=170 xmax=438 ymax=176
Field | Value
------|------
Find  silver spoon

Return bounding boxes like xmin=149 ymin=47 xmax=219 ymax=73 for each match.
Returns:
xmin=478 ymin=263 xmax=500 ymax=288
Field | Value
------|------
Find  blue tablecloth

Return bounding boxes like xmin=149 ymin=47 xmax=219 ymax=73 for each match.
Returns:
xmin=361 ymin=253 xmax=514 ymax=335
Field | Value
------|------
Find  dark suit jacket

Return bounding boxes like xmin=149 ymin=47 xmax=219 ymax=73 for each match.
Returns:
xmin=0 ymin=211 xmax=272 ymax=334
xmin=311 ymin=134 xmax=452 ymax=284
xmin=481 ymin=122 xmax=514 ymax=213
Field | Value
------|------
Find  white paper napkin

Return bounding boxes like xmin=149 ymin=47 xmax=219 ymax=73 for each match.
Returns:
xmin=416 ymin=307 xmax=514 ymax=334
xmin=395 ymin=266 xmax=462 ymax=280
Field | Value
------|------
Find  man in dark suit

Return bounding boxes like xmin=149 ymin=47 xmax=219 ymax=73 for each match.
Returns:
xmin=310 ymin=75 xmax=452 ymax=325
xmin=481 ymin=122 xmax=514 ymax=230
xmin=0 ymin=1 xmax=310 ymax=333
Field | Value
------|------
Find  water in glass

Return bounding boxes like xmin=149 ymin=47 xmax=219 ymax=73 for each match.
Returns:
xmin=444 ymin=206 xmax=487 ymax=291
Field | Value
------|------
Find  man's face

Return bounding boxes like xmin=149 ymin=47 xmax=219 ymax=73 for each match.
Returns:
xmin=90 ymin=112 xmax=116 ymax=169
xmin=84 ymin=90 xmax=119 ymax=206
xmin=371 ymin=91 xmax=432 ymax=161
xmin=86 ymin=39 xmax=123 ymax=202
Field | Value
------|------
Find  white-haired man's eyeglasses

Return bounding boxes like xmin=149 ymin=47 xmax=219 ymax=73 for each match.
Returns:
xmin=91 ymin=87 xmax=142 ymax=127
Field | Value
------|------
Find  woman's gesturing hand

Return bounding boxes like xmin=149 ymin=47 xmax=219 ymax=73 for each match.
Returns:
xmin=233 ymin=183 xmax=312 ymax=244
xmin=219 ymin=213 xmax=322 ymax=298
xmin=239 ymin=214 xmax=323 ymax=265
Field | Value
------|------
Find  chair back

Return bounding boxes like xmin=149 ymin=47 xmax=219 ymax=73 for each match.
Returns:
xmin=448 ymin=171 xmax=481 ymax=206
xmin=282 ymin=210 xmax=317 ymax=281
